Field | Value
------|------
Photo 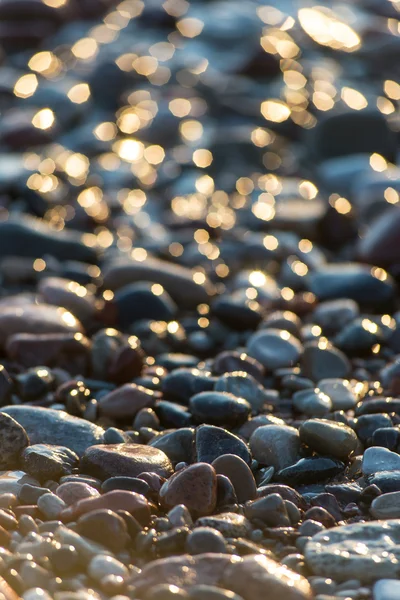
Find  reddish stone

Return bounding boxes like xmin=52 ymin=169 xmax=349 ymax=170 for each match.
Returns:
xmin=60 ymin=490 xmax=151 ymax=525
xmin=6 ymin=332 xmax=91 ymax=374
xmin=159 ymin=463 xmax=217 ymax=518
xmin=98 ymin=383 xmax=156 ymax=420
xmin=56 ymin=481 xmax=100 ymax=506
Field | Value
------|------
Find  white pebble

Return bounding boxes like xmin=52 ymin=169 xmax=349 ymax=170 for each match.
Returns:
xmin=22 ymin=588 xmax=52 ymax=600
xmin=88 ymin=554 xmax=129 ymax=581
xmin=37 ymin=493 xmax=66 ymax=519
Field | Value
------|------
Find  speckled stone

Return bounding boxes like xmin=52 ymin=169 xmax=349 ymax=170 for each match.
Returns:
xmin=81 ymin=443 xmax=173 ymax=480
xmin=305 ymin=520 xmax=400 ymax=582
xmin=160 ymin=463 xmax=217 ymax=518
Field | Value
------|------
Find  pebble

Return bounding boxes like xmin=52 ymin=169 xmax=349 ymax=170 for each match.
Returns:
xmin=244 ymin=493 xmax=291 ymax=527
xmin=247 ymin=329 xmax=303 ymax=371
xmin=370 ymin=492 xmax=400 ymax=519
xmin=214 ymin=371 xmax=272 ymax=413
xmin=56 ymin=482 xmax=99 ymax=505
xmin=195 ymin=425 xmax=251 ymax=465
xmin=277 ymin=457 xmax=345 ymax=486
xmin=60 ymin=490 xmax=151 ymax=525
xmin=37 ymin=492 xmax=66 ymax=519
xmin=98 ymin=383 xmax=156 ymax=420
xmin=87 ymin=555 xmax=129 ymax=581
xmin=317 ymin=379 xmax=359 ymax=411
xmin=133 ymin=553 xmax=312 ymax=599
xmin=301 ymin=342 xmax=351 ymax=382
xmin=77 ymin=509 xmax=129 ymax=552
xmin=195 ymin=513 xmax=252 ymax=538
xmin=362 ymin=447 xmax=400 ymax=476
xmin=250 ymin=425 xmax=300 ymax=470
xmin=305 ymin=520 xmax=400 ymax=583
xmin=80 ymin=443 xmax=173 ymax=480
xmin=186 ymin=527 xmax=227 ymax=555
xmin=159 ymin=463 xmax=217 ymax=518
xmin=373 ymin=579 xmax=400 ymax=600
xmin=211 ymin=454 xmax=257 ymax=503
xmin=190 ymin=391 xmax=251 ymax=427
xmin=2 ymin=406 xmax=104 ymax=457
xmin=149 ymin=428 xmax=195 ymax=465
xmin=299 ymin=420 xmax=358 ymax=460
xmin=21 ymin=444 xmax=79 ymax=481
xmin=292 ymin=389 xmax=333 ymax=416
xmin=0 ymin=412 xmax=29 ymax=468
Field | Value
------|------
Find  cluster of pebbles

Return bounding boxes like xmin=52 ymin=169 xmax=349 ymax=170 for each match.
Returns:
xmin=0 ymin=0 xmax=400 ymax=599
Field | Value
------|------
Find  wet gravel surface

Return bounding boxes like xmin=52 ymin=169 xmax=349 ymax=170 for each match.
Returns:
xmin=0 ymin=0 xmax=399 ymax=599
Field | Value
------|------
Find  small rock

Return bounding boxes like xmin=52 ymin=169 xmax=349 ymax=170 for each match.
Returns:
xmin=195 ymin=425 xmax=251 ymax=465
xmin=0 ymin=412 xmax=29 ymax=468
xmin=21 ymin=444 xmax=79 ymax=481
xmin=250 ymin=425 xmax=300 ymax=470
xmin=247 ymin=329 xmax=303 ymax=371
xmin=81 ymin=443 xmax=173 ymax=480
xmin=37 ymin=492 xmax=66 ymax=519
xmin=362 ymin=447 xmax=400 ymax=476
xmin=212 ymin=454 xmax=257 ymax=503
xmin=159 ymin=463 xmax=217 ymax=518
xmin=190 ymin=391 xmax=251 ymax=427
xmin=370 ymin=492 xmax=400 ymax=519
xmin=186 ymin=527 xmax=227 ymax=554
xmin=299 ymin=419 xmax=358 ymax=460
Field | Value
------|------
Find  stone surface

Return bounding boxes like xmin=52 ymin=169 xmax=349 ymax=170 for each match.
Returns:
xmin=2 ymin=406 xmax=104 ymax=457
xmin=195 ymin=425 xmax=251 ymax=465
xmin=0 ymin=412 xmax=29 ymax=468
xmin=98 ymin=383 xmax=156 ymax=420
xmin=212 ymin=454 xmax=257 ymax=503
xmin=21 ymin=444 xmax=79 ymax=481
xmin=132 ymin=553 xmax=312 ymax=600
xmin=190 ymin=391 xmax=251 ymax=427
xmin=60 ymin=489 xmax=151 ymax=525
xmin=299 ymin=419 xmax=358 ymax=460
xmin=373 ymin=579 xmax=400 ymax=600
xmin=81 ymin=443 xmax=173 ymax=480
xmin=159 ymin=463 xmax=217 ymax=518
xmin=250 ymin=425 xmax=300 ymax=470
xmin=362 ymin=447 xmax=400 ymax=476
xmin=305 ymin=520 xmax=400 ymax=582
xmin=370 ymin=492 xmax=400 ymax=519
xmin=247 ymin=329 xmax=303 ymax=371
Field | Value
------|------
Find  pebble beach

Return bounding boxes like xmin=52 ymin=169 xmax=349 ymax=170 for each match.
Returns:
xmin=0 ymin=0 xmax=399 ymax=599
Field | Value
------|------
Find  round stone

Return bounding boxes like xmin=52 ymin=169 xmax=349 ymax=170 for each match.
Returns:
xmin=212 ymin=454 xmax=257 ymax=503
xmin=159 ymin=463 xmax=217 ymax=518
xmin=299 ymin=419 xmax=358 ymax=460
xmin=305 ymin=520 xmax=400 ymax=583
xmin=81 ymin=443 xmax=173 ymax=480
xmin=190 ymin=391 xmax=251 ymax=427
xmin=247 ymin=329 xmax=303 ymax=371
xmin=292 ymin=389 xmax=333 ymax=416
xmin=249 ymin=425 xmax=300 ymax=470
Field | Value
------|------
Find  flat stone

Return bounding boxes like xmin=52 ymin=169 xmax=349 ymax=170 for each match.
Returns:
xmin=21 ymin=444 xmax=79 ymax=482
xmin=77 ymin=509 xmax=130 ymax=552
xmin=37 ymin=492 xmax=66 ymax=519
xmin=132 ymin=553 xmax=312 ymax=600
xmin=292 ymin=389 xmax=332 ymax=417
xmin=244 ymin=493 xmax=291 ymax=527
xmin=373 ymin=579 xmax=400 ymax=600
xmin=0 ymin=304 xmax=83 ymax=348
xmin=190 ymin=391 xmax=251 ymax=427
xmin=362 ymin=447 xmax=400 ymax=476
xmin=98 ymin=383 xmax=156 ymax=420
xmin=56 ymin=481 xmax=99 ymax=505
xmin=186 ymin=527 xmax=227 ymax=555
xmin=250 ymin=425 xmax=300 ymax=470
xmin=305 ymin=520 xmax=400 ymax=582
xmin=247 ymin=329 xmax=303 ymax=371
xmin=38 ymin=276 xmax=97 ymax=322
xmin=301 ymin=342 xmax=351 ymax=382
xmin=102 ymin=257 xmax=212 ymax=308
xmin=0 ymin=412 xmax=29 ymax=468
xmin=81 ymin=444 xmax=173 ymax=480
xmin=214 ymin=371 xmax=273 ymax=413
xmin=2 ymin=406 xmax=104 ymax=457
xmin=195 ymin=425 xmax=251 ymax=465
xmin=195 ymin=513 xmax=252 ymax=538
xmin=299 ymin=419 xmax=358 ymax=460
xmin=159 ymin=463 xmax=217 ymax=518
xmin=212 ymin=454 xmax=257 ymax=503
xmin=277 ymin=457 xmax=345 ymax=486
xmin=317 ymin=379 xmax=360 ymax=410
xmin=370 ymin=492 xmax=400 ymax=519
xmin=60 ymin=490 xmax=151 ymax=525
